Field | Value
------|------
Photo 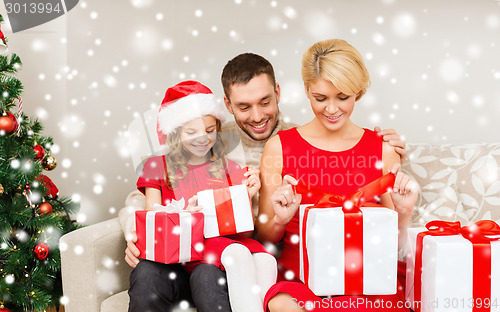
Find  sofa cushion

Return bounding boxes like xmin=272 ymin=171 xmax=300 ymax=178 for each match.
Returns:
xmin=101 ymin=291 xmax=129 ymax=312
xmin=403 ymin=143 xmax=500 ymax=227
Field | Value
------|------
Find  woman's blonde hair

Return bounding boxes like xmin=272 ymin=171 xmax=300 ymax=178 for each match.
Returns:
xmin=164 ymin=118 xmax=227 ymax=189
xmin=302 ymin=39 xmax=370 ymax=101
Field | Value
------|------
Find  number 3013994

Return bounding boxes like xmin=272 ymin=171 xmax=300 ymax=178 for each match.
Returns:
xmin=5 ymin=2 xmax=62 ymax=14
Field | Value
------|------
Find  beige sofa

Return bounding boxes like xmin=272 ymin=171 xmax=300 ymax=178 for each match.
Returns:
xmin=60 ymin=143 xmax=500 ymax=312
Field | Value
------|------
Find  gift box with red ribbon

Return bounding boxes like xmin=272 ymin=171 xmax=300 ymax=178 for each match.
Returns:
xmin=406 ymin=220 xmax=500 ymax=312
xmin=298 ymin=173 xmax=399 ymax=296
xmin=197 ymin=184 xmax=254 ymax=238
xmin=135 ymin=209 xmax=204 ymax=264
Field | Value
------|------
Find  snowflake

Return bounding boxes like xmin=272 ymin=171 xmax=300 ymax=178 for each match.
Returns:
xmin=251 ymin=285 xmax=261 ymax=294
xmin=283 ymin=6 xmax=297 ymax=19
xmin=258 ymin=213 xmax=269 ymax=224
xmin=372 ymin=33 xmax=386 ymax=46
xmin=439 ymin=58 xmax=464 ymax=83
xmin=284 ymin=270 xmax=295 ymax=280
xmin=60 ymin=296 xmax=69 ymax=305
xmin=179 ymin=300 xmax=190 ymax=310
xmin=5 ymin=274 xmax=15 ymax=284
xmin=194 ymin=242 xmax=204 ymax=253
xmin=371 ymin=235 xmax=381 ymax=245
xmin=74 ymin=245 xmax=84 ymax=255
xmin=130 ymin=0 xmax=153 ymax=8
xmin=327 ymin=266 xmax=338 ymax=277
xmin=96 ymin=271 xmax=120 ymax=293
xmin=392 ymin=13 xmax=417 ymax=37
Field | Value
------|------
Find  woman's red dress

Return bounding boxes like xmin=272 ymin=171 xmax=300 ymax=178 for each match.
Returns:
xmin=263 ymin=128 xmax=409 ymax=312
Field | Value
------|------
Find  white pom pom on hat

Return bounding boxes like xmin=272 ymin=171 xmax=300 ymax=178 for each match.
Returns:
xmin=156 ymin=80 xmax=227 ymax=143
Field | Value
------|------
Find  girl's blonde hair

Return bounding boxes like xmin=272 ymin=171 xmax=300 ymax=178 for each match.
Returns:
xmin=302 ymin=39 xmax=370 ymax=101
xmin=164 ymin=118 xmax=227 ymax=189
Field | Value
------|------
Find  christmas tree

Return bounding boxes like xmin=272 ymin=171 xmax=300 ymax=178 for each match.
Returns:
xmin=0 ymin=14 xmax=79 ymax=312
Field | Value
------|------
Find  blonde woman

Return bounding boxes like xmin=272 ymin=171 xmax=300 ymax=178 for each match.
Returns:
xmin=257 ymin=40 xmax=419 ymax=312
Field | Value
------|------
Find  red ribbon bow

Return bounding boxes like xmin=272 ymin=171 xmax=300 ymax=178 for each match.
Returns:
xmin=414 ymin=220 xmax=500 ymax=312
xmin=298 ymin=172 xmax=396 ymax=295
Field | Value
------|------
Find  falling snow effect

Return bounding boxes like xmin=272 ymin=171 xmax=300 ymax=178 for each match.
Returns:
xmin=391 ymin=13 xmax=417 ymax=38
xmin=9 ymin=0 xmax=499 ymax=302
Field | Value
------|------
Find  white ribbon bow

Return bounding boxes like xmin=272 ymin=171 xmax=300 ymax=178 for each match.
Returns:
xmin=152 ymin=197 xmax=186 ymax=213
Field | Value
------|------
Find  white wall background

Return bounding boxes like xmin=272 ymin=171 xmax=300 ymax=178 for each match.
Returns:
xmin=1 ymin=0 xmax=500 ymax=225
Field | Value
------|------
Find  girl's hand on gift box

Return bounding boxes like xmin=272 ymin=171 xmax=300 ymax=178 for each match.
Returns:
xmin=185 ymin=195 xmax=203 ymax=212
xmin=390 ymin=163 xmax=419 ymax=217
xmin=271 ymin=175 xmax=302 ymax=225
xmin=244 ymin=167 xmax=261 ymax=198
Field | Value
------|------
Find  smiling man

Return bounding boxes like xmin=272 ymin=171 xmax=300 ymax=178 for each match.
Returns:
xmin=222 ymin=55 xmax=281 ymax=142
xmin=220 ymin=53 xmax=291 ymax=171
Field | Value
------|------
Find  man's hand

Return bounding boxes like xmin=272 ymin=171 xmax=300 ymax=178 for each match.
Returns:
xmin=125 ymin=231 xmax=140 ymax=268
xmin=374 ymin=126 xmax=407 ymax=162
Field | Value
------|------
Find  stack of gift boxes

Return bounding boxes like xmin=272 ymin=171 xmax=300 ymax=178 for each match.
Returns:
xmin=135 ymin=172 xmax=500 ymax=311
xmin=135 ymin=183 xmax=254 ymax=264
xmin=298 ymin=173 xmax=500 ymax=310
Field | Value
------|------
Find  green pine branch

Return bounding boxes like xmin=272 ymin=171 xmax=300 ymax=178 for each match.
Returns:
xmin=0 ymin=54 xmax=22 ymax=77
xmin=0 ymin=77 xmax=24 ymax=110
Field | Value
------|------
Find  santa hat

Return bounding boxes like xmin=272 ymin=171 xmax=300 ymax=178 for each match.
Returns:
xmin=156 ymin=80 xmax=227 ymax=143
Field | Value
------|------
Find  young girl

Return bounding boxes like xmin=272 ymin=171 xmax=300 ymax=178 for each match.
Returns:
xmin=257 ymin=40 xmax=419 ymax=312
xmin=132 ymin=81 xmax=276 ymax=312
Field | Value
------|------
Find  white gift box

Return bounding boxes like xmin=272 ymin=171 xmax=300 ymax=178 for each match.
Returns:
xmin=299 ymin=205 xmax=398 ymax=296
xmin=406 ymin=227 xmax=500 ymax=312
xmin=197 ymin=184 xmax=254 ymax=238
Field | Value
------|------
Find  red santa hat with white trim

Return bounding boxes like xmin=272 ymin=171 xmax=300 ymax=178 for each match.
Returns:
xmin=156 ymin=80 xmax=227 ymax=144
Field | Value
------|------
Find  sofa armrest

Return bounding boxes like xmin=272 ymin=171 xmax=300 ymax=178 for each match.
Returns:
xmin=60 ymin=218 xmax=133 ymax=312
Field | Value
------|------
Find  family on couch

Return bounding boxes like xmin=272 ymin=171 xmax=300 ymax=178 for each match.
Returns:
xmin=124 ymin=39 xmax=419 ymax=312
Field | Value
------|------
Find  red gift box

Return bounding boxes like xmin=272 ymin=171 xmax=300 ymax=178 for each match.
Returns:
xmin=197 ymin=167 xmax=254 ymax=238
xmin=135 ymin=210 xmax=204 ymax=264
xmin=197 ymin=184 xmax=254 ymax=238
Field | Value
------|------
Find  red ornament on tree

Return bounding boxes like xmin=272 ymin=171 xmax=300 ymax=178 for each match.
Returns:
xmin=0 ymin=22 xmax=6 ymax=45
xmin=38 ymin=202 xmax=52 ymax=215
xmin=36 ymin=175 xmax=59 ymax=198
xmin=33 ymin=144 xmax=45 ymax=160
xmin=33 ymin=242 xmax=50 ymax=261
xmin=0 ymin=306 xmax=12 ymax=312
xmin=0 ymin=112 xmax=17 ymax=134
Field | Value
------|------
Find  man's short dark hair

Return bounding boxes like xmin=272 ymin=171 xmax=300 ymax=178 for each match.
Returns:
xmin=221 ymin=53 xmax=276 ymax=99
